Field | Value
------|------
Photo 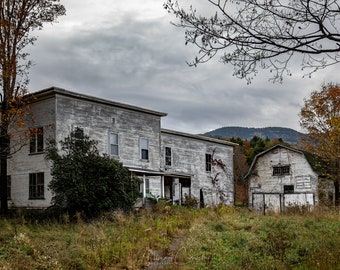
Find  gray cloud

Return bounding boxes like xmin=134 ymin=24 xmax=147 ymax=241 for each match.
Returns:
xmin=27 ymin=0 xmax=339 ymax=135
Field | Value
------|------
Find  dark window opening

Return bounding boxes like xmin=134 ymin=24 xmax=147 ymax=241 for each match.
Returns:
xmin=29 ymin=172 xmax=44 ymax=199
xmin=73 ymin=127 xmax=84 ymax=139
xmin=165 ymin=147 xmax=172 ymax=166
xmin=273 ymin=165 xmax=290 ymax=176
xmin=205 ymin=154 xmax=212 ymax=172
xmin=284 ymin=185 xmax=294 ymax=194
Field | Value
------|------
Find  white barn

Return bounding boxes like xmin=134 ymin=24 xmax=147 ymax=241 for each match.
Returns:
xmin=245 ymin=144 xmax=320 ymax=213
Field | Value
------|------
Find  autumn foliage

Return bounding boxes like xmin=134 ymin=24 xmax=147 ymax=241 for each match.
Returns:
xmin=300 ymin=83 xmax=340 ymax=204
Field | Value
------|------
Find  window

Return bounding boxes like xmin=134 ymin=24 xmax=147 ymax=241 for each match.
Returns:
xmin=109 ymin=133 xmax=119 ymax=156
xmin=29 ymin=127 xmax=44 ymax=153
xmin=140 ymin=138 xmax=149 ymax=160
xmin=273 ymin=165 xmax=290 ymax=176
xmin=284 ymin=185 xmax=294 ymax=194
xmin=73 ymin=127 xmax=84 ymax=139
xmin=29 ymin=173 xmax=44 ymax=199
xmin=205 ymin=153 xmax=212 ymax=172
xmin=7 ymin=176 xmax=11 ymax=200
xmin=165 ymin=147 xmax=172 ymax=166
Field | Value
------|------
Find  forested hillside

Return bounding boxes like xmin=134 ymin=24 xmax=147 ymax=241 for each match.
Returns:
xmin=203 ymin=126 xmax=303 ymax=144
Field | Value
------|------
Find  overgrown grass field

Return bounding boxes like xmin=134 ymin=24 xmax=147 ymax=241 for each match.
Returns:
xmin=0 ymin=206 xmax=339 ymax=269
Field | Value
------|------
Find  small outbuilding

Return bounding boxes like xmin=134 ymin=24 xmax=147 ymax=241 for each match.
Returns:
xmin=245 ymin=144 xmax=320 ymax=213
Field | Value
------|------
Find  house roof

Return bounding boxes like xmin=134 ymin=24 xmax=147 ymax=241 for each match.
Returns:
xmin=27 ymin=86 xmax=168 ymax=117
xmin=244 ymin=144 xmax=305 ymax=179
xmin=161 ymin=128 xmax=238 ymax=147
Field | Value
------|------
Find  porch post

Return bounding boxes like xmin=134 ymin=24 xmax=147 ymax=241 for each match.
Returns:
xmin=143 ymin=174 xmax=146 ymax=206
xmin=161 ymin=175 xmax=164 ymax=198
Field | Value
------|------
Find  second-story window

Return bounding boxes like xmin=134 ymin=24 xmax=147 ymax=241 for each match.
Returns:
xmin=273 ymin=165 xmax=290 ymax=176
xmin=30 ymin=127 xmax=44 ymax=153
xmin=109 ymin=133 xmax=119 ymax=156
xmin=205 ymin=153 xmax=212 ymax=172
xmin=140 ymin=138 xmax=149 ymax=160
xmin=165 ymin=147 xmax=172 ymax=166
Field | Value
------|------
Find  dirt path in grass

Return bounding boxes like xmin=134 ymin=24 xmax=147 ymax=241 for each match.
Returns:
xmin=145 ymin=236 xmax=183 ymax=269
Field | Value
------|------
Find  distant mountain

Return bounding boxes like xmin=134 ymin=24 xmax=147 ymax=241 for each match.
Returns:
xmin=203 ymin=126 xmax=304 ymax=144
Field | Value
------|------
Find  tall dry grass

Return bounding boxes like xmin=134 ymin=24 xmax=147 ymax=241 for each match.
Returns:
xmin=0 ymin=206 xmax=339 ymax=269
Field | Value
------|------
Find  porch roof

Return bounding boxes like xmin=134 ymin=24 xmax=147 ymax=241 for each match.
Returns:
xmin=126 ymin=166 xmax=165 ymax=176
xmin=125 ymin=166 xmax=193 ymax=178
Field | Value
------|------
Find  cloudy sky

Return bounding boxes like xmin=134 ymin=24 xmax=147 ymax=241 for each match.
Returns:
xmin=27 ymin=0 xmax=339 ymax=135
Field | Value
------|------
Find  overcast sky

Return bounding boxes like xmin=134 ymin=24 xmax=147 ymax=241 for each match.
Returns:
xmin=27 ymin=0 xmax=339 ymax=135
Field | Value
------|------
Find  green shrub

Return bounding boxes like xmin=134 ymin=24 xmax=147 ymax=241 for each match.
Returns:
xmin=45 ymin=133 xmax=140 ymax=218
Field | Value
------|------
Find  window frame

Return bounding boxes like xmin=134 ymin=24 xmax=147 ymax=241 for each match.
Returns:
xmin=165 ymin=146 xmax=172 ymax=167
xmin=29 ymin=127 xmax=44 ymax=154
xmin=29 ymin=172 xmax=45 ymax=200
xmin=272 ymin=165 xmax=290 ymax=176
xmin=140 ymin=137 xmax=149 ymax=160
xmin=109 ymin=132 xmax=119 ymax=157
xmin=205 ymin=153 xmax=212 ymax=172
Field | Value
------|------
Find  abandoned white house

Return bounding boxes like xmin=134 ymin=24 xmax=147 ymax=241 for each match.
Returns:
xmin=6 ymin=87 xmax=236 ymax=209
xmin=245 ymin=144 xmax=326 ymax=213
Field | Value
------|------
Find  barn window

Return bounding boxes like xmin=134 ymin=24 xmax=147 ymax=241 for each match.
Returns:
xmin=205 ymin=154 xmax=212 ymax=172
xmin=273 ymin=165 xmax=290 ymax=176
xmin=165 ymin=147 xmax=172 ymax=166
xmin=284 ymin=185 xmax=294 ymax=194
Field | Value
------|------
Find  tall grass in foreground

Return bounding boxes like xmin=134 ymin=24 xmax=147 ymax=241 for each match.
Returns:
xmin=0 ymin=206 xmax=339 ymax=269
xmin=174 ymin=207 xmax=340 ymax=270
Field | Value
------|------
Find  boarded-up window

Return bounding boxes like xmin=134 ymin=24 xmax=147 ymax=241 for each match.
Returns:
xmin=296 ymin=175 xmax=311 ymax=189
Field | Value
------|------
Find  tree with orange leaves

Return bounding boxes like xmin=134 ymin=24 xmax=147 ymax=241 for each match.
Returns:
xmin=0 ymin=1 xmax=65 ymax=215
xmin=299 ymin=83 xmax=340 ymax=205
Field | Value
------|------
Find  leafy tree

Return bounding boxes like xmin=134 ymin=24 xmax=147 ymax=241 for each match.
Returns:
xmin=299 ymin=83 xmax=340 ymax=205
xmin=164 ymin=0 xmax=340 ymax=83
xmin=45 ymin=133 xmax=141 ymax=217
xmin=0 ymin=0 xmax=65 ymax=215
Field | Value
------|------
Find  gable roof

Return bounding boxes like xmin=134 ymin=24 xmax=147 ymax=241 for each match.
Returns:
xmin=244 ymin=144 xmax=305 ymax=179
xmin=27 ymin=86 xmax=168 ymax=117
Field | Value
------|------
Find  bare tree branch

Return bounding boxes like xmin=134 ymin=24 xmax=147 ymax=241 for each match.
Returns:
xmin=164 ymin=0 xmax=340 ymax=83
